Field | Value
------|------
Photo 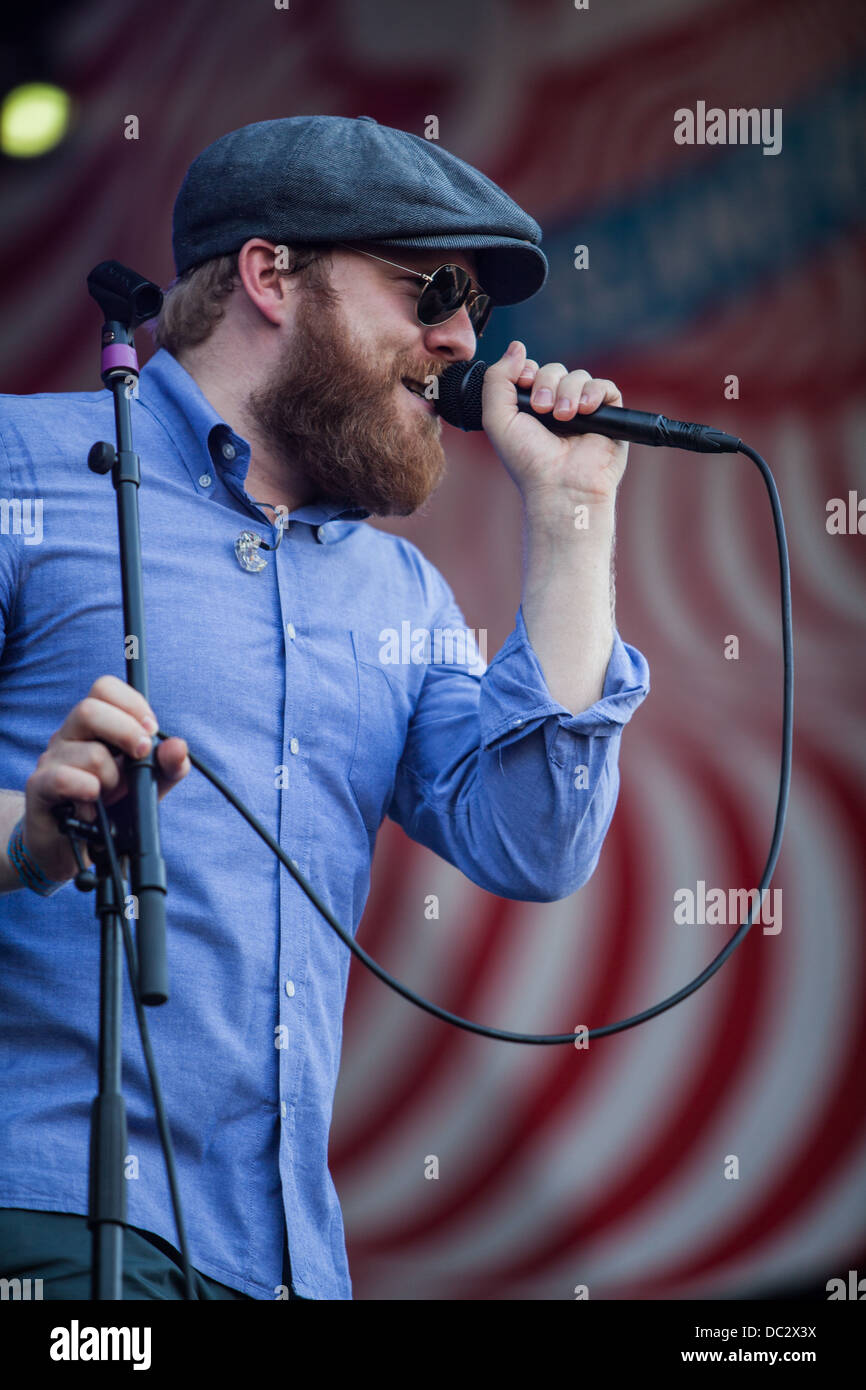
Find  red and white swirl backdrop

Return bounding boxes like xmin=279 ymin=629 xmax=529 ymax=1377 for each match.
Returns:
xmin=1 ymin=0 xmax=863 ymax=1299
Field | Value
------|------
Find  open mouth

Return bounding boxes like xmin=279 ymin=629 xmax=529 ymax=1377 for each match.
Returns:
xmin=401 ymin=377 xmax=429 ymax=400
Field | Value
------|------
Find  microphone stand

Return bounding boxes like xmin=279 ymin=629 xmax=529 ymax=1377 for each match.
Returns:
xmin=55 ymin=261 xmax=168 ymax=1300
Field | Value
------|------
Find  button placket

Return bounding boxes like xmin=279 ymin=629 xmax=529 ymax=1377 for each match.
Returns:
xmin=274 ymin=523 xmax=313 ymax=1162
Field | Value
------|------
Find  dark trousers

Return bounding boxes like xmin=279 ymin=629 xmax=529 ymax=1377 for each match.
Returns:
xmin=0 ymin=1207 xmax=303 ymax=1301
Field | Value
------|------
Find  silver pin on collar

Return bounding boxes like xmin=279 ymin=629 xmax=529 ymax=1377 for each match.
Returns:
xmin=235 ymin=530 xmax=268 ymax=572
xmin=234 ymin=507 xmax=286 ymax=572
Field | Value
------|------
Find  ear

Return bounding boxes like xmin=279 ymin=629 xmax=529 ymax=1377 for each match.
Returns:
xmin=236 ymin=239 xmax=294 ymax=327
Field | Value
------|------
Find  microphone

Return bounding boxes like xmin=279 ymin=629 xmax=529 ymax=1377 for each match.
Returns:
xmin=435 ymin=359 xmax=742 ymax=454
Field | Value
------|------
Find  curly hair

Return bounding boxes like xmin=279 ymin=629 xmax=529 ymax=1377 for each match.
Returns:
xmin=149 ymin=243 xmax=335 ymax=356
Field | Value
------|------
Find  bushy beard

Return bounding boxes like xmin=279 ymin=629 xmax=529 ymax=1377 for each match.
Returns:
xmin=245 ymin=285 xmax=448 ymax=517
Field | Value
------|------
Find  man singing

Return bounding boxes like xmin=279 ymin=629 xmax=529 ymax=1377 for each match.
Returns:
xmin=0 ymin=115 xmax=649 ymax=1299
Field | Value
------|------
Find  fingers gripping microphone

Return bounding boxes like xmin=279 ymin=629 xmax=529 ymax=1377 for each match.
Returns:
xmin=436 ymin=359 xmax=742 ymax=454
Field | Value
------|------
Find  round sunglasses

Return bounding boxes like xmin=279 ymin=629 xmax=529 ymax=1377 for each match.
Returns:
xmin=338 ymin=243 xmax=492 ymax=338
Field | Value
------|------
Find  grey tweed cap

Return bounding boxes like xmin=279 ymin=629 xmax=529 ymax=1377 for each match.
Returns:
xmin=172 ymin=115 xmax=547 ymax=305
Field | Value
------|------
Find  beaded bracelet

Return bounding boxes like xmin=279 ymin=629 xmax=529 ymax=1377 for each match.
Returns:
xmin=7 ymin=817 xmax=66 ymax=897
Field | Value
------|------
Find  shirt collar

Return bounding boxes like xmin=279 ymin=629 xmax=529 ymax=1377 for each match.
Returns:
xmin=137 ymin=347 xmax=371 ymax=527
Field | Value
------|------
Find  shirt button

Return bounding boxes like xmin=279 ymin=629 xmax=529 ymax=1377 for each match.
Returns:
xmin=289 ymin=737 xmax=299 ymax=755
xmin=512 ymin=717 xmax=524 ymax=728
xmin=286 ymin=622 xmax=296 ymax=640
xmin=198 ymin=473 xmax=212 ymax=488
xmin=316 ymin=525 xmax=327 ymax=543
xmin=280 ymin=1101 xmax=287 ymax=1118
xmin=285 ymin=980 xmax=295 ymax=997
xmin=221 ymin=440 xmax=236 ymax=460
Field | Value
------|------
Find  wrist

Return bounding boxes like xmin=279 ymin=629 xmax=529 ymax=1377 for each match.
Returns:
xmin=522 ymin=487 xmax=616 ymax=538
xmin=7 ymin=817 xmax=67 ymax=897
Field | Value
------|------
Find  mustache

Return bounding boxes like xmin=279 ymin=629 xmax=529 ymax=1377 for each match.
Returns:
xmin=390 ymin=355 xmax=446 ymax=389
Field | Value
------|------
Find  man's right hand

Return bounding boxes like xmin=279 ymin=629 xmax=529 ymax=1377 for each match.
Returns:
xmin=22 ymin=675 xmax=190 ymax=885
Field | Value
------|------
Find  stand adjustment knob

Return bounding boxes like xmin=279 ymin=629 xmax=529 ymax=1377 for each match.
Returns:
xmin=88 ymin=441 xmax=115 ymax=474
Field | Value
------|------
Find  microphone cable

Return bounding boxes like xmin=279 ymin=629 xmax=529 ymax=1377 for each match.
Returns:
xmin=155 ymin=438 xmax=792 ymax=1045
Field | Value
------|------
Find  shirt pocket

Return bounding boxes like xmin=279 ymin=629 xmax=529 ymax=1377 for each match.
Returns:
xmin=347 ymin=630 xmax=414 ymax=832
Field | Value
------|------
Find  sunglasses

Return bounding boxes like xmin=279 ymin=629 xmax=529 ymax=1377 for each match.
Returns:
xmin=338 ymin=243 xmax=492 ymax=338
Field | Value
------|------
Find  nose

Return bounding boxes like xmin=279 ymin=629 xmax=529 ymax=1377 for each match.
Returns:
xmin=421 ymin=302 xmax=477 ymax=362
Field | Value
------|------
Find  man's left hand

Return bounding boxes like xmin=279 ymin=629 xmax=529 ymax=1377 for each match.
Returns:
xmin=481 ymin=339 xmax=628 ymax=511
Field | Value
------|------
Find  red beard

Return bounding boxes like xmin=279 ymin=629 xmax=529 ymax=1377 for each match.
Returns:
xmin=245 ymin=287 xmax=448 ymax=517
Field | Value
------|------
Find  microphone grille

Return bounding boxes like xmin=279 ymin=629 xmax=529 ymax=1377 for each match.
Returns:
xmin=436 ymin=360 xmax=487 ymax=431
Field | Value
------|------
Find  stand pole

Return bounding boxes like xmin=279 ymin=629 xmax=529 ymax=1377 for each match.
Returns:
xmin=56 ymin=261 xmax=168 ymax=1298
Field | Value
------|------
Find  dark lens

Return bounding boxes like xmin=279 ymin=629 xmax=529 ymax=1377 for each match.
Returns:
xmin=417 ymin=265 xmax=470 ymax=324
xmin=469 ymin=294 xmax=492 ymax=338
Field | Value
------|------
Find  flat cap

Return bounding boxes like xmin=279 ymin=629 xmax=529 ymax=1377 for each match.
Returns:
xmin=172 ymin=115 xmax=547 ymax=305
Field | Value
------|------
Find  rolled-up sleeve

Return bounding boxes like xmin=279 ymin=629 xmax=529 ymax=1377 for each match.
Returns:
xmin=387 ymin=598 xmax=650 ymax=902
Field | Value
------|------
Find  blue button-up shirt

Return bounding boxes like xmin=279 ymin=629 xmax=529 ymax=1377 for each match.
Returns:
xmin=0 ymin=347 xmax=649 ymax=1299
